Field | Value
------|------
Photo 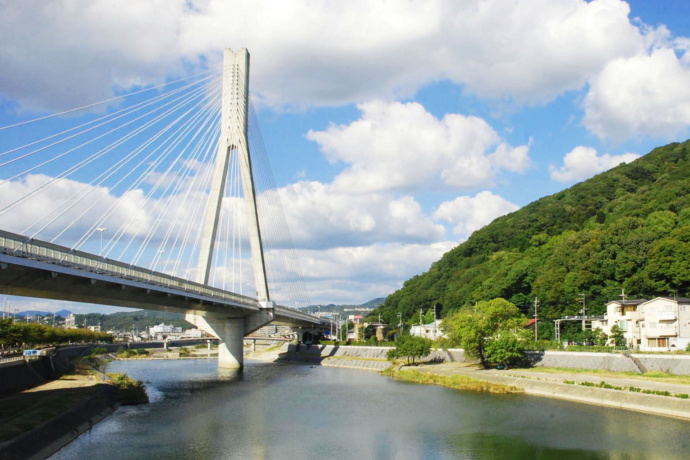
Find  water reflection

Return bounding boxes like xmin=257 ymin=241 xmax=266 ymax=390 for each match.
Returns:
xmin=51 ymin=360 xmax=690 ymax=460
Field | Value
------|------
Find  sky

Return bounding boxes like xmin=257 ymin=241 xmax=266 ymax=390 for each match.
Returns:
xmin=1 ymin=0 xmax=690 ymax=314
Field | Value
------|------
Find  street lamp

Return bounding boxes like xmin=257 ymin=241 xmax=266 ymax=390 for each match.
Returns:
xmin=96 ymin=227 xmax=107 ymax=256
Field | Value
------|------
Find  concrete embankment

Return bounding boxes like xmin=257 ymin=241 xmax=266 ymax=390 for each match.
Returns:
xmin=410 ymin=363 xmax=690 ymax=420
xmin=275 ymin=344 xmax=394 ymax=371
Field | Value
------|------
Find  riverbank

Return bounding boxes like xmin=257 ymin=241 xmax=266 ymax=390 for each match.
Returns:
xmin=406 ymin=362 xmax=690 ymax=420
xmin=271 ymin=343 xmax=690 ymax=419
xmin=0 ymin=379 xmax=120 ymax=460
xmin=0 ymin=351 xmax=148 ymax=460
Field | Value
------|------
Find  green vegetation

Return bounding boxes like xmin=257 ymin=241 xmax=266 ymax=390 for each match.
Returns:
xmin=442 ymin=298 xmax=529 ymax=367
xmin=89 ymin=347 xmax=109 ymax=356
xmin=521 ymin=367 xmax=690 ymax=385
xmin=386 ymin=335 xmax=432 ymax=364
xmin=565 ymin=379 xmax=688 ymax=398
xmin=373 ymin=140 xmax=690 ymax=328
xmin=73 ymin=310 xmax=190 ymax=331
xmin=382 ymin=368 xmax=521 ymax=394
xmin=116 ymin=348 xmax=150 ymax=359
xmin=178 ymin=347 xmax=191 ymax=357
xmin=108 ymin=373 xmax=149 ymax=405
xmin=0 ymin=318 xmax=112 ymax=349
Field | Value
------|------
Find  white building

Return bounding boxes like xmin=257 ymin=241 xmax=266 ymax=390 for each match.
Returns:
xmin=594 ymin=299 xmax=646 ymax=348
xmin=64 ymin=313 xmax=77 ymax=329
xmin=149 ymin=323 xmax=183 ymax=335
xmin=638 ymin=297 xmax=690 ymax=352
xmin=410 ymin=320 xmax=444 ymax=341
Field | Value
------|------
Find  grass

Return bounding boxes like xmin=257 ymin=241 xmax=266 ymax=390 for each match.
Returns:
xmin=382 ymin=368 xmax=521 ymax=394
xmin=0 ymin=385 xmax=100 ymax=442
xmin=520 ymin=366 xmax=690 ymax=385
xmin=564 ymin=379 xmax=689 ymax=399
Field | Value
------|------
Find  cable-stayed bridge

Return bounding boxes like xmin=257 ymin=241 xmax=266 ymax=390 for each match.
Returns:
xmin=0 ymin=49 xmax=328 ymax=368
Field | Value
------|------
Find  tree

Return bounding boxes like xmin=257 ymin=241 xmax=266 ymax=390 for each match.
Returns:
xmin=610 ymin=325 xmax=626 ymax=347
xmin=484 ymin=334 xmax=525 ymax=368
xmin=386 ymin=335 xmax=432 ymax=365
xmin=442 ymin=298 xmax=529 ymax=366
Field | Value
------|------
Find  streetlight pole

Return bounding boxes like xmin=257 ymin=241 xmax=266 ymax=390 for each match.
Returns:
xmin=96 ymin=227 xmax=107 ymax=256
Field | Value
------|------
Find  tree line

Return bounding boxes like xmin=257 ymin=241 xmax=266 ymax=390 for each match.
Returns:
xmin=0 ymin=318 xmax=112 ymax=351
xmin=372 ymin=140 xmax=690 ymax=335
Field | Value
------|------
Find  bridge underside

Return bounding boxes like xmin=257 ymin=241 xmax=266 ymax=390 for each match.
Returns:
xmin=0 ymin=254 xmax=326 ymax=369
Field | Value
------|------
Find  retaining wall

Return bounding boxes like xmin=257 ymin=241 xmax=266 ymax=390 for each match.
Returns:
xmin=282 ymin=344 xmax=690 ymax=375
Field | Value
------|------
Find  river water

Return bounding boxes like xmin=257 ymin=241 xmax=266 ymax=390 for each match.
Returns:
xmin=51 ymin=359 xmax=689 ymax=460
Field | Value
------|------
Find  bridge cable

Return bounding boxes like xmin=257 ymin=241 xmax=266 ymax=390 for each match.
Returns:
xmin=0 ymin=73 xmax=219 ymax=162
xmin=0 ymin=70 xmax=219 ymax=131
xmin=23 ymin=81 xmax=222 ymax=242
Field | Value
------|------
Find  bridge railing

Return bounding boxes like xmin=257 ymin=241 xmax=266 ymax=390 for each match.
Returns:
xmin=0 ymin=230 xmax=325 ymax=324
xmin=0 ymin=230 xmax=258 ymax=308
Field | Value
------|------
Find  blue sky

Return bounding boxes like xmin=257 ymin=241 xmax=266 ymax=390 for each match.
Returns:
xmin=1 ymin=0 xmax=690 ymax=314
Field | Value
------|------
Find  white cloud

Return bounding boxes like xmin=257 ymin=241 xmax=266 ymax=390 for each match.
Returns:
xmin=433 ymin=191 xmax=520 ymax=237
xmin=583 ymin=47 xmax=690 ymax=140
xmin=0 ymin=0 xmax=645 ymax=111
xmin=258 ymin=180 xmax=447 ymax=249
xmin=549 ymin=146 xmax=640 ymax=182
xmin=306 ymin=101 xmax=530 ymax=193
xmin=289 ymin=241 xmax=456 ymax=304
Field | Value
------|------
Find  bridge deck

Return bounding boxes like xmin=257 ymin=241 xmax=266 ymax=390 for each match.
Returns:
xmin=0 ymin=230 xmax=326 ymax=327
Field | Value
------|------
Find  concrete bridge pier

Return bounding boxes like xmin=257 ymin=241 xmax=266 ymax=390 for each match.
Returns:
xmin=186 ymin=314 xmax=245 ymax=368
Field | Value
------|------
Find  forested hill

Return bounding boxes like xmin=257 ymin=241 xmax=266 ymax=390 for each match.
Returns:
xmin=375 ymin=140 xmax=690 ymax=326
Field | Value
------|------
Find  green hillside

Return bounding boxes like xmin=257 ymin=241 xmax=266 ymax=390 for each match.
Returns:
xmin=376 ymin=140 xmax=690 ymax=329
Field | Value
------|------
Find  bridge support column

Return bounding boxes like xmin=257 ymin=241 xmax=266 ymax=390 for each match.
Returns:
xmin=216 ymin=319 xmax=245 ymax=369
xmin=186 ymin=314 xmax=245 ymax=369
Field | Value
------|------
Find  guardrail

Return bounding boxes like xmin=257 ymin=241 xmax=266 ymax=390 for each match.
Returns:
xmin=0 ymin=355 xmax=41 ymax=365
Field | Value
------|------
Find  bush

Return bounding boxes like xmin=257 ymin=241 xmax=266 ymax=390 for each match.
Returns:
xmin=90 ymin=347 xmax=109 ymax=356
xmin=386 ymin=335 xmax=432 ymax=365
xmin=110 ymin=373 xmax=149 ymax=405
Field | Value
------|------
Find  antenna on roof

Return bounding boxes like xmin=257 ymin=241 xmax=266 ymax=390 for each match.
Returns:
xmin=620 ymin=288 xmax=626 ymax=302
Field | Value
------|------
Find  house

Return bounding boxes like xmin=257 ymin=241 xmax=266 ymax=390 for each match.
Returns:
xmin=638 ymin=297 xmax=690 ymax=351
xmin=410 ymin=320 xmax=443 ymax=341
xmin=597 ymin=299 xmax=647 ymax=348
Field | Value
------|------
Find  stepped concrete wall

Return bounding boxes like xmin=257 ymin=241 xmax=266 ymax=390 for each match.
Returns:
xmin=281 ymin=344 xmax=690 ymax=375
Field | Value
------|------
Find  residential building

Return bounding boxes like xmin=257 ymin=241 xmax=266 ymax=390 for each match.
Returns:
xmin=638 ymin=297 xmax=690 ymax=351
xmin=64 ymin=313 xmax=77 ymax=329
xmin=410 ymin=320 xmax=443 ymax=341
xmin=596 ymin=299 xmax=647 ymax=348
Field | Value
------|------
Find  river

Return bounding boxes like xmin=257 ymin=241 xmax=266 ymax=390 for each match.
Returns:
xmin=50 ymin=359 xmax=689 ymax=459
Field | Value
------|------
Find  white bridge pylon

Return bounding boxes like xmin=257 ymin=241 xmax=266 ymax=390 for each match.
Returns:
xmin=187 ymin=48 xmax=274 ymax=368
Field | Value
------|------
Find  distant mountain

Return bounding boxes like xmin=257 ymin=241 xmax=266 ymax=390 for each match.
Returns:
xmin=359 ymin=298 xmax=385 ymax=308
xmin=55 ymin=310 xmax=73 ymax=317
xmin=15 ymin=310 xmax=52 ymax=317
xmin=376 ymin=140 xmax=690 ymax=329
xmin=300 ymin=298 xmax=385 ymax=317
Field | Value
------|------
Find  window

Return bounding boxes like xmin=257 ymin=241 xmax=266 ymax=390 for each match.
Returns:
xmin=619 ymin=320 xmax=628 ymax=331
xmin=648 ymin=338 xmax=657 ymax=347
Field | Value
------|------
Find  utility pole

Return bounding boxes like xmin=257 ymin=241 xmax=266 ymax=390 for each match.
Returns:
xmin=534 ymin=297 xmax=539 ymax=341
xmin=579 ymin=293 xmax=586 ymax=331
xmin=397 ymin=312 xmax=402 ymax=339
xmin=419 ymin=308 xmax=424 ymax=338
